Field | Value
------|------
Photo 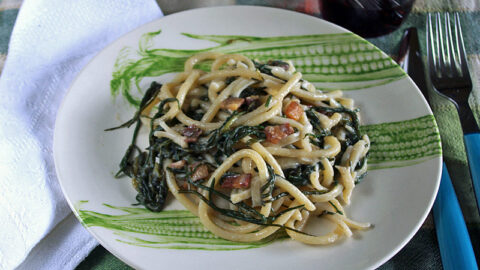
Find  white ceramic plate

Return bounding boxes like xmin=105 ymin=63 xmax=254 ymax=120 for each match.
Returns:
xmin=54 ymin=6 xmax=442 ymax=270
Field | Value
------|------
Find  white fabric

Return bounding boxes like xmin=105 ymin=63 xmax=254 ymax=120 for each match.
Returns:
xmin=15 ymin=214 xmax=97 ymax=270
xmin=0 ymin=1 xmax=163 ymax=269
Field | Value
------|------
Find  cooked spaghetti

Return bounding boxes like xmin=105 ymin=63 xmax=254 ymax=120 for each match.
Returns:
xmin=109 ymin=52 xmax=371 ymax=245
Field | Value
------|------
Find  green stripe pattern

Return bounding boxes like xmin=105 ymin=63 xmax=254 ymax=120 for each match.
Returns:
xmin=188 ymin=32 xmax=405 ymax=84
xmin=77 ymin=202 xmax=285 ymax=250
xmin=362 ymin=115 xmax=442 ymax=169
xmin=111 ymin=31 xmax=406 ymax=106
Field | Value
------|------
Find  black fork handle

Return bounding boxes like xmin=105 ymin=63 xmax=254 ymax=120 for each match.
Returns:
xmin=437 ymin=86 xmax=480 ymax=134
xmin=454 ymin=95 xmax=480 ymax=134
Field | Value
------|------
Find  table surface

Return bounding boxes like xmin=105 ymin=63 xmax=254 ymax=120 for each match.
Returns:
xmin=1 ymin=0 xmax=479 ymax=269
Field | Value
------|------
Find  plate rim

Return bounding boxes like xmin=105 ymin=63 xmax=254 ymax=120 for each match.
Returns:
xmin=53 ymin=5 xmax=442 ymax=270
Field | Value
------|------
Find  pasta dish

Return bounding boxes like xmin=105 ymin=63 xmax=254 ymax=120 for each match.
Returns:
xmin=108 ymin=52 xmax=371 ymax=245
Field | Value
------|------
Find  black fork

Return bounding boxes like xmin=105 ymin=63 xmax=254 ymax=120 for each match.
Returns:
xmin=427 ymin=12 xmax=480 ymax=213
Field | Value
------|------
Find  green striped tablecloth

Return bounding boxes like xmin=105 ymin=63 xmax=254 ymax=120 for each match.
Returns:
xmin=2 ymin=0 xmax=478 ymax=269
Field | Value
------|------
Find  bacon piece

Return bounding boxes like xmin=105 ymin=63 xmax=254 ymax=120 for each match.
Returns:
xmin=182 ymin=125 xmax=203 ymax=143
xmin=168 ymin=160 xmax=186 ymax=169
xmin=188 ymin=163 xmax=209 ymax=182
xmin=220 ymin=97 xmax=245 ymax=111
xmin=285 ymin=101 xmax=304 ymax=121
xmin=221 ymin=174 xmax=252 ymax=189
xmin=177 ymin=179 xmax=190 ymax=190
xmin=264 ymin=123 xmax=295 ymax=144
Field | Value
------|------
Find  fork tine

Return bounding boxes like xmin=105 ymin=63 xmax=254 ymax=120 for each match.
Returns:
xmin=454 ymin=13 xmax=469 ymax=78
xmin=427 ymin=14 xmax=438 ymax=77
xmin=436 ymin=13 xmax=447 ymax=76
xmin=450 ymin=13 xmax=461 ymax=71
xmin=444 ymin=13 xmax=454 ymax=75
xmin=444 ymin=13 xmax=461 ymax=78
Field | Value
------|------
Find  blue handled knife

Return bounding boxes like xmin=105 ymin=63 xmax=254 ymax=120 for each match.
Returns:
xmin=397 ymin=27 xmax=478 ymax=270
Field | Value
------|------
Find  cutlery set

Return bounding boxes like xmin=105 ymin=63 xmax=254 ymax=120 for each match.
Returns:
xmin=397 ymin=13 xmax=479 ymax=269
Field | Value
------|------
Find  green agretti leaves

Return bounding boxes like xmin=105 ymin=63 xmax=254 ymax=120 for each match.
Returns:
xmin=108 ymin=97 xmax=268 ymax=212
xmin=106 ymin=82 xmax=181 ymax=212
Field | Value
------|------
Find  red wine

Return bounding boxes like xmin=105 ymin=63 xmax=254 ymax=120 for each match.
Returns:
xmin=319 ymin=0 xmax=415 ymax=37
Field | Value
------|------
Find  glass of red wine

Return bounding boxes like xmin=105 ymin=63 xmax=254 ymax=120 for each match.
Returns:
xmin=319 ymin=0 xmax=415 ymax=38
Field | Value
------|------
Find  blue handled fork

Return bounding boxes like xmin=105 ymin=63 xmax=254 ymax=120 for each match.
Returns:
xmin=427 ymin=13 xmax=480 ymax=214
xmin=427 ymin=13 xmax=479 ymax=270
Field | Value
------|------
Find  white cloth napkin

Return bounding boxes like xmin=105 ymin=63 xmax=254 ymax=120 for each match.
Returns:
xmin=0 ymin=1 xmax=163 ymax=269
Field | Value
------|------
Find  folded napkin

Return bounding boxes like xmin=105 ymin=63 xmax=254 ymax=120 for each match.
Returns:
xmin=0 ymin=1 xmax=163 ymax=269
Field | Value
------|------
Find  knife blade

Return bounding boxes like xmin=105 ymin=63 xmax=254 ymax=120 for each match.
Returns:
xmin=397 ymin=29 xmax=429 ymax=99
xmin=397 ymin=27 xmax=478 ymax=270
